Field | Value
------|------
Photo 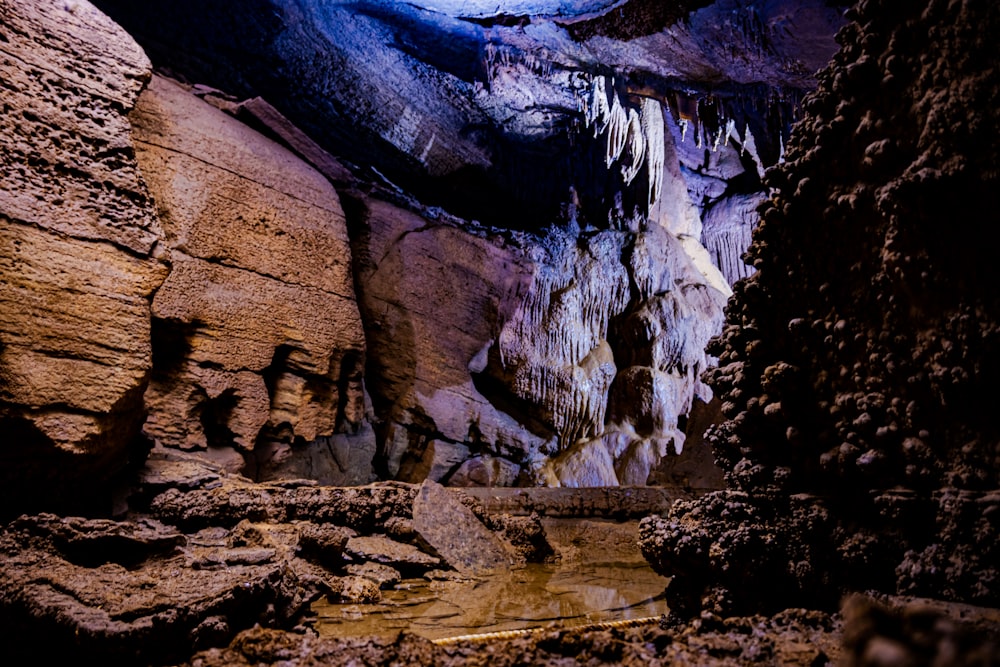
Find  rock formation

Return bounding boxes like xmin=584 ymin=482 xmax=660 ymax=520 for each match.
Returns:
xmin=352 ymin=190 xmax=728 ymax=487
xmin=130 ymin=73 xmax=370 ymax=479
xmin=0 ymin=0 xmax=167 ymax=511
xmin=0 ymin=0 xmax=857 ymax=496
xmin=5 ymin=0 xmax=1000 ymax=664
xmin=640 ymin=0 xmax=1000 ymax=615
xmin=0 ymin=450 xmax=552 ymax=664
xmin=78 ymin=0 xmax=844 ymax=488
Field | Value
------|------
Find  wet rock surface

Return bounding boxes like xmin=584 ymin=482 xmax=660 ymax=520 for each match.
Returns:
xmin=640 ymin=0 xmax=1000 ymax=618
xmin=182 ymin=596 xmax=1000 ymax=666
xmin=0 ymin=457 xmax=556 ymax=664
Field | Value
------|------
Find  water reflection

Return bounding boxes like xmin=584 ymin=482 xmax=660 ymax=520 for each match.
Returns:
xmin=312 ymin=520 xmax=670 ymax=641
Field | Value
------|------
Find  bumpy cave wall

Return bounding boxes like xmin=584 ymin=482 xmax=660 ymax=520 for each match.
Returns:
xmin=641 ymin=0 xmax=1000 ymax=615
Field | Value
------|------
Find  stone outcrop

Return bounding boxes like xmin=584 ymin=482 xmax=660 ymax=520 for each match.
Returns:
xmin=351 ymin=195 xmax=543 ymax=481
xmin=0 ymin=449 xmax=555 ymax=664
xmin=0 ymin=1 xmax=373 ymax=510
xmin=641 ymin=0 xmax=1000 ymax=615
xmin=2 ymin=0 xmax=843 ymax=491
xmin=0 ymin=0 xmax=167 ymax=511
xmin=0 ymin=0 xmax=735 ymax=492
xmin=129 ymin=74 xmax=369 ymax=475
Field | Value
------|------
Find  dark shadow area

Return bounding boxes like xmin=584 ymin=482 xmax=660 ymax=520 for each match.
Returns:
xmin=149 ymin=316 xmax=200 ymax=380
xmin=0 ymin=415 xmax=149 ymax=521
xmin=198 ymin=389 xmax=239 ymax=450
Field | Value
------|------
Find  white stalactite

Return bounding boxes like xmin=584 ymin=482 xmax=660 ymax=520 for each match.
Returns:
xmin=585 ymin=75 xmax=611 ymax=137
xmin=641 ymin=96 xmax=664 ymax=208
xmin=582 ymin=77 xmax=665 ymax=208
xmin=621 ymin=108 xmax=645 ymax=185
xmin=605 ymin=95 xmax=629 ymax=166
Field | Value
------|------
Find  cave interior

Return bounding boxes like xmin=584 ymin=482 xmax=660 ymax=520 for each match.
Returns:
xmin=0 ymin=0 xmax=998 ymax=664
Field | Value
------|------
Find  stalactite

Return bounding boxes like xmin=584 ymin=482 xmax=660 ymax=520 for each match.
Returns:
xmin=584 ymin=75 xmax=611 ymax=137
xmin=581 ymin=77 xmax=665 ymax=209
xmin=621 ymin=108 xmax=645 ymax=185
xmin=641 ymin=96 xmax=664 ymax=208
xmin=605 ymin=95 xmax=629 ymax=166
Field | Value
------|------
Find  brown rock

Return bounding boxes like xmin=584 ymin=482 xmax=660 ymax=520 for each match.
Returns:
xmin=344 ymin=562 xmax=401 ymax=589
xmin=129 ymin=74 xmax=366 ymax=454
xmin=0 ymin=0 xmax=159 ymax=253
xmin=411 ymin=479 xmax=510 ymax=575
xmin=0 ymin=514 xmax=315 ymax=664
xmin=296 ymin=523 xmax=351 ymax=568
xmin=345 ymin=535 xmax=441 ymax=572
xmin=0 ymin=0 xmax=168 ymax=510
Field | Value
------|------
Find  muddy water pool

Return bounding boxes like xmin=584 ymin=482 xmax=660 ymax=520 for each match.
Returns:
xmin=311 ymin=518 xmax=670 ymax=641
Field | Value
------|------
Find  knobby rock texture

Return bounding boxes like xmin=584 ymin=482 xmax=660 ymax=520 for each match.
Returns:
xmin=641 ymin=0 xmax=1000 ymax=615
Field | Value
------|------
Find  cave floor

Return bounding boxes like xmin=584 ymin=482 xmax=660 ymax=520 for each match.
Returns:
xmin=310 ymin=518 xmax=670 ymax=641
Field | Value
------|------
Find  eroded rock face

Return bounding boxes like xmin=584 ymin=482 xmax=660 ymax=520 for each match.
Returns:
xmin=130 ymin=74 xmax=369 ymax=471
xmin=2 ymin=0 xmax=846 ymax=495
xmin=641 ymin=0 xmax=1000 ymax=615
xmin=0 ymin=0 xmax=167 ymax=511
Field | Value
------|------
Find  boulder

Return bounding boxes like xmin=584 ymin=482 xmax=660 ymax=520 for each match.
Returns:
xmin=411 ymin=479 xmax=510 ymax=575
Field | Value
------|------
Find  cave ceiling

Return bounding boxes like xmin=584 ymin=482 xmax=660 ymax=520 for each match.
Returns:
xmin=93 ymin=0 xmax=847 ymax=228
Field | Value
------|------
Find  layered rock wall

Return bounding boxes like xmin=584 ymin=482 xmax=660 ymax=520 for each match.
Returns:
xmin=1 ymin=0 xmax=831 ymax=501
xmin=0 ymin=0 xmax=167 ymax=509
xmin=0 ymin=1 xmax=372 ymax=509
xmin=130 ymin=74 xmax=368 ymax=474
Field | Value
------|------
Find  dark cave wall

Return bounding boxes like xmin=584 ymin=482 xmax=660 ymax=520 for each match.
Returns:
xmin=641 ymin=0 xmax=1000 ymax=613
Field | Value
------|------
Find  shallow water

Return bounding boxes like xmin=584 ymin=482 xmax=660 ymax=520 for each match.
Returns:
xmin=311 ymin=519 xmax=670 ymax=641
